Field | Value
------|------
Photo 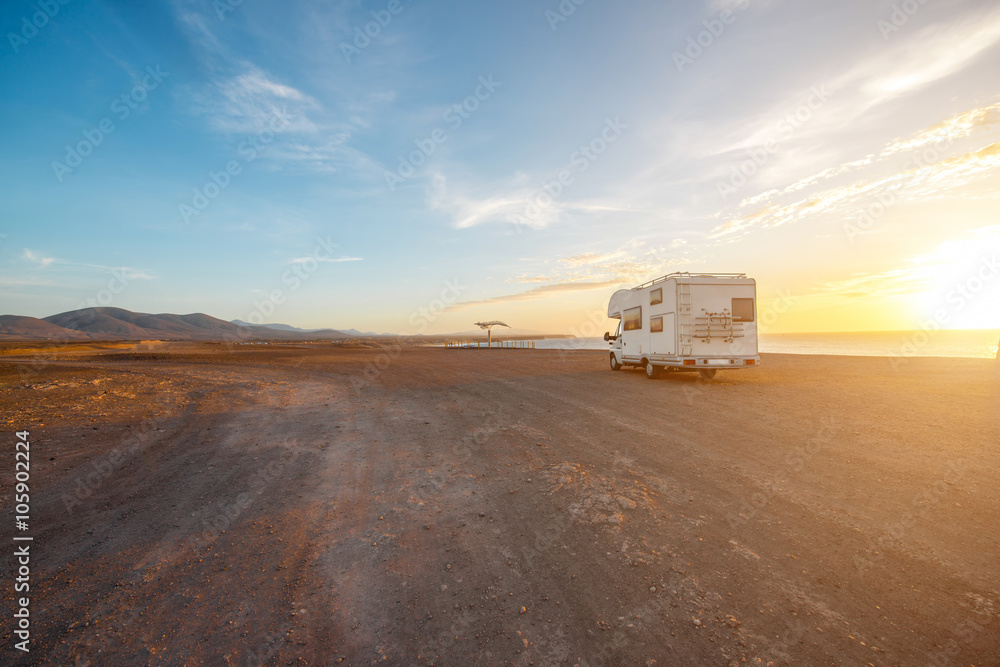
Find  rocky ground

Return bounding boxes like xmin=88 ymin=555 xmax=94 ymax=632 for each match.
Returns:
xmin=1 ymin=342 xmax=998 ymax=666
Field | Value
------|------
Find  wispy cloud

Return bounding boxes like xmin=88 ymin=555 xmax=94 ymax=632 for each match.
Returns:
xmin=269 ymin=139 xmax=385 ymax=176
xmin=858 ymin=11 xmax=1000 ymax=103
xmin=544 ymin=242 xmax=688 ymax=284
xmin=175 ymin=5 xmax=321 ymax=134
xmin=174 ymin=6 xmax=393 ymax=178
xmin=880 ymin=102 xmax=1000 ymax=157
xmin=447 ymin=281 xmax=620 ymax=311
xmin=23 ymin=249 xmax=56 ymax=267
xmin=21 ymin=249 xmax=153 ymax=279
xmin=814 ymin=267 xmax=925 ymax=298
xmin=710 ymin=102 xmax=1000 ymax=240
xmin=683 ymin=7 xmax=1000 ymax=210
xmin=429 ymin=173 xmax=633 ymax=230
xmin=429 ymin=173 xmax=554 ymax=229
xmin=185 ymin=65 xmax=320 ymax=134
xmin=789 ymin=226 xmax=1000 ymax=311
xmin=288 ymin=255 xmax=363 ymax=264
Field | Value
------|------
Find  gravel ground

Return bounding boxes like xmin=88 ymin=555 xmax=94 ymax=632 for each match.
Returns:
xmin=1 ymin=343 xmax=998 ymax=666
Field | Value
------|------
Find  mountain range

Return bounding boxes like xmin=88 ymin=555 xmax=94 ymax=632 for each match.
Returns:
xmin=230 ymin=320 xmax=382 ymax=337
xmin=0 ymin=307 xmax=353 ymax=342
xmin=0 ymin=307 xmax=567 ymax=342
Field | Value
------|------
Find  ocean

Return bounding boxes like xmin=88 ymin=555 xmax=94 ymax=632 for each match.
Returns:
xmin=528 ymin=329 xmax=1000 ymax=359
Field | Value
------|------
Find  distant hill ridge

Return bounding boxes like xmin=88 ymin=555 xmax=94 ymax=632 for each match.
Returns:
xmin=0 ymin=307 xmax=353 ymax=342
xmin=231 ymin=320 xmax=383 ymax=336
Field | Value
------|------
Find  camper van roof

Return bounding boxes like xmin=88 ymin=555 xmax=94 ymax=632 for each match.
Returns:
xmin=631 ymin=272 xmax=748 ymax=291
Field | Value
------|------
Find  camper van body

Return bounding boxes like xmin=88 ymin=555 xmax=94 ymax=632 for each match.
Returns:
xmin=606 ymin=272 xmax=759 ymax=378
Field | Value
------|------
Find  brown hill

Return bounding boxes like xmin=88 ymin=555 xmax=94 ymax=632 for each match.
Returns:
xmin=0 ymin=308 xmax=352 ymax=342
xmin=0 ymin=315 xmax=94 ymax=341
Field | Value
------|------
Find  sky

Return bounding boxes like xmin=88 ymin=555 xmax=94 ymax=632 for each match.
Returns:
xmin=1 ymin=0 xmax=999 ymax=335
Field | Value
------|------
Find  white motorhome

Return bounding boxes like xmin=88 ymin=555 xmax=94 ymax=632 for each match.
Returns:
xmin=604 ymin=272 xmax=759 ymax=379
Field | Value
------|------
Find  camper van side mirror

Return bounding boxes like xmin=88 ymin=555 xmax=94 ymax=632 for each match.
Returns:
xmin=604 ymin=332 xmax=612 ymax=342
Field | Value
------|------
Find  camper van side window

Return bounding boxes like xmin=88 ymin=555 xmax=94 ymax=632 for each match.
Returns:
xmin=623 ymin=307 xmax=642 ymax=331
xmin=650 ymin=288 xmax=662 ymax=305
xmin=732 ymin=298 xmax=755 ymax=322
xmin=650 ymin=315 xmax=663 ymax=333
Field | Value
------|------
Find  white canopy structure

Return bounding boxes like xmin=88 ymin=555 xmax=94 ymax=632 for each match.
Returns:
xmin=474 ymin=321 xmax=510 ymax=348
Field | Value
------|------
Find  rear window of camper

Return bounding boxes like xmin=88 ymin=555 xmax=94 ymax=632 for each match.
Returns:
xmin=732 ymin=298 xmax=755 ymax=322
xmin=650 ymin=315 xmax=663 ymax=332
xmin=650 ymin=288 xmax=662 ymax=305
xmin=624 ymin=307 xmax=642 ymax=331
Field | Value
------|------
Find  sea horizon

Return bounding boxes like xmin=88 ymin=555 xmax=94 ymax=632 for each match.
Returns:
xmin=521 ymin=328 xmax=1000 ymax=359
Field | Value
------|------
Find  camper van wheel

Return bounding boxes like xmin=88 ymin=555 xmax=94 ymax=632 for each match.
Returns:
xmin=610 ymin=354 xmax=622 ymax=371
xmin=644 ymin=360 xmax=661 ymax=379
xmin=699 ymin=369 xmax=717 ymax=380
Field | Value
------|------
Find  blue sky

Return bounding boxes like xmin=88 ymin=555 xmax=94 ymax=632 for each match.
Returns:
xmin=2 ymin=0 xmax=1000 ymax=334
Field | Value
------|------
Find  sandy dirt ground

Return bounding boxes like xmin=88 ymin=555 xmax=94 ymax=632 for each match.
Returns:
xmin=1 ymin=342 xmax=998 ymax=666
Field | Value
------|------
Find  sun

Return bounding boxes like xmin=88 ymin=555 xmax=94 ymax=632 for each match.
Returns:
xmin=908 ymin=228 xmax=1000 ymax=330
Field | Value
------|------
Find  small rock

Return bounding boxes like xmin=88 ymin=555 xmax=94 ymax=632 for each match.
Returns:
xmin=726 ymin=615 xmax=740 ymax=628
xmin=650 ymin=586 xmax=657 ymax=593
xmin=693 ymin=618 xmax=701 ymax=627
xmin=520 ymin=606 xmax=527 ymax=615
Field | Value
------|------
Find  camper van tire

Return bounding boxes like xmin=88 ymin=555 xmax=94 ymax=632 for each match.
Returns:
xmin=609 ymin=354 xmax=622 ymax=371
xmin=644 ymin=360 xmax=661 ymax=379
xmin=699 ymin=369 xmax=717 ymax=380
